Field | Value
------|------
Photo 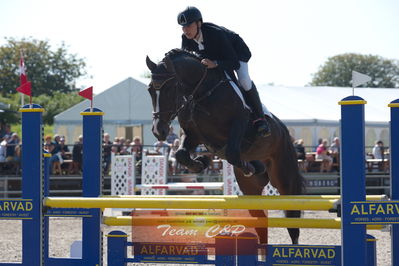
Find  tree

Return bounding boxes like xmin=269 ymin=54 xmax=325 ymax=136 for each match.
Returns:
xmin=0 ymin=92 xmax=84 ymax=125
xmin=310 ymin=53 xmax=399 ymax=88
xmin=0 ymin=37 xmax=87 ymax=96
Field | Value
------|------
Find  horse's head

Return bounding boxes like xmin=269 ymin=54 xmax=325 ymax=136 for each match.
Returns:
xmin=146 ymin=50 xmax=207 ymax=140
xmin=146 ymin=55 xmax=180 ymax=140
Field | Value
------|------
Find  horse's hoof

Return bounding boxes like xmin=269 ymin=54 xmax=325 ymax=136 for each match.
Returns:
xmin=194 ymin=155 xmax=211 ymax=169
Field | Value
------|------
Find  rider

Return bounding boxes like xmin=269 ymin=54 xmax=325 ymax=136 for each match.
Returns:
xmin=177 ymin=6 xmax=270 ymax=137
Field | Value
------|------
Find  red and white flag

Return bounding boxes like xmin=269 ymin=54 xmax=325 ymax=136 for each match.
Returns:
xmin=78 ymin=86 xmax=93 ymax=100
xmin=19 ymin=56 xmax=28 ymax=85
xmin=16 ymin=53 xmax=32 ymax=96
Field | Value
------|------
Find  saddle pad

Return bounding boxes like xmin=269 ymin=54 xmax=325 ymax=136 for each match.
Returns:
xmin=224 ymin=71 xmax=273 ymax=118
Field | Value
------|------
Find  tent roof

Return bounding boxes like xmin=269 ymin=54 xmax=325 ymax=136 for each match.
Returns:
xmin=55 ymin=77 xmax=150 ymax=123
xmin=55 ymin=77 xmax=398 ymax=124
xmin=258 ymin=85 xmax=398 ymax=122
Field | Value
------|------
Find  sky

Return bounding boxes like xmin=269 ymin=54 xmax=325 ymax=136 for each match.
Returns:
xmin=1 ymin=0 xmax=399 ymax=94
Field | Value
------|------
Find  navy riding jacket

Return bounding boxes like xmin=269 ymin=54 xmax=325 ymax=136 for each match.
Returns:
xmin=181 ymin=22 xmax=251 ymax=77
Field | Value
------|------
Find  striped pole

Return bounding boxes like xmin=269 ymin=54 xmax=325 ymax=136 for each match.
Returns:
xmin=339 ymin=96 xmax=367 ymax=266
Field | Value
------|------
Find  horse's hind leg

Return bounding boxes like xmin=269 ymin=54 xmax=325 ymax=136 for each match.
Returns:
xmin=285 ymin=211 xmax=300 ymax=244
xmin=234 ymin=167 xmax=269 ymax=244
xmin=268 ymin=157 xmax=303 ymax=245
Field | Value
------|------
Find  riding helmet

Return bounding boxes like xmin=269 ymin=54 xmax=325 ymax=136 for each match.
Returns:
xmin=177 ymin=6 xmax=202 ymax=26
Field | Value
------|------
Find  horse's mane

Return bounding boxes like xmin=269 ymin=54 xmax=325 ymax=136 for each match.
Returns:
xmin=164 ymin=48 xmax=201 ymax=62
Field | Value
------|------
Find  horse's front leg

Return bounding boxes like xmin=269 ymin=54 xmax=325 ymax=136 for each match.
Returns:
xmin=175 ymin=133 xmax=210 ymax=173
xmin=225 ymin=118 xmax=264 ymax=177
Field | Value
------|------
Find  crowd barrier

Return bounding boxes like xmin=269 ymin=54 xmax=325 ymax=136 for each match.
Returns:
xmin=0 ymin=95 xmax=398 ymax=265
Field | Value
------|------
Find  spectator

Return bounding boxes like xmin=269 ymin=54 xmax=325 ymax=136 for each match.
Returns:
xmin=169 ymin=138 xmax=180 ymax=175
xmin=0 ymin=135 xmax=8 ymax=162
xmin=153 ymin=140 xmax=170 ymax=155
xmin=131 ymin=136 xmax=143 ymax=162
xmin=315 ymin=138 xmax=323 ymax=151
xmin=131 ymin=136 xmax=143 ymax=174
xmin=166 ymin=126 xmax=179 ymax=145
xmin=329 ymin=137 xmax=340 ymax=154
xmin=120 ymin=139 xmax=132 ymax=155
xmin=2 ymin=124 xmax=12 ymax=139
xmin=71 ymin=135 xmax=83 ymax=174
xmin=329 ymin=137 xmax=340 ymax=171
xmin=103 ymin=133 xmax=113 ymax=174
xmin=294 ymin=139 xmax=306 ymax=160
xmin=6 ymin=133 xmax=20 ymax=162
xmin=59 ymin=137 xmax=70 ymax=158
xmin=112 ymin=137 xmax=121 ymax=154
xmin=316 ymin=139 xmax=333 ymax=172
xmin=372 ymin=140 xmax=384 ymax=159
xmin=44 ymin=135 xmax=52 ymax=146
xmin=49 ymin=134 xmax=62 ymax=174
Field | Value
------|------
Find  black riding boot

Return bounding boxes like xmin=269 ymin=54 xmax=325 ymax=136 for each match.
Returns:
xmin=245 ymin=83 xmax=271 ymax=137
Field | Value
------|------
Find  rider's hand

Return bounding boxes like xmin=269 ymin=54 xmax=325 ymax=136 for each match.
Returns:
xmin=201 ymin=59 xmax=218 ymax=69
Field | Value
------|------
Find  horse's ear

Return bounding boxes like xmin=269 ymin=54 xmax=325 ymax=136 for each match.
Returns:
xmin=146 ymin=56 xmax=157 ymax=72
xmin=164 ymin=56 xmax=176 ymax=74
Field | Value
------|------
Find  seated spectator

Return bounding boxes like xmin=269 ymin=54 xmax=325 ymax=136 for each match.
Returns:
xmin=71 ymin=135 xmax=83 ymax=174
xmin=329 ymin=137 xmax=340 ymax=171
xmin=372 ymin=140 xmax=384 ymax=159
xmin=314 ymin=138 xmax=323 ymax=151
xmin=169 ymin=138 xmax=180 ymax=175
xmin=131 ymin=136 xmax=143 ymax=161
xmin=131 ymin=136 xmax=143 ymax=174
xmin=112 ymin=137 xmax=121 ymax=154
xmin=0 ymin=135 xmax=8 ymax=162
xmin=49 ymin=135 xmax=62 ymax=174
xmin=316 ymin=139 xmax=333 ymax=172
xmin=153 ymin=140 xmax=170 ymax=155
xmin=119 ymin=139 xmax=132 ymax=155
xmin=6 ymin=133 xmax=20 ymax=163
xmin=103 ymin=133 xmax=113 ymax=174
xmin=329 ymin=137 xmax=340 ymax=154
xmin=166 ymin=126 xmax=179 ymax=145
xmin=44 ymin=135 xmax=52 ymax=146
xmin=294 ymin=139 xmax=306 ymax=160
xmin=59 ymin=137 xmax=70 ymax=159
xmin=294 ymin=139 xmax=307 ymax=172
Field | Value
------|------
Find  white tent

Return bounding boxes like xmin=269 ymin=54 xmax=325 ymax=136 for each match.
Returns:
xmin=54 ymin=77 xmax=398 ymax=148
xmin=257 ymin=85 xmax=398 ymax=148
xmin=54 ymin=77 xmax=158 ymax=146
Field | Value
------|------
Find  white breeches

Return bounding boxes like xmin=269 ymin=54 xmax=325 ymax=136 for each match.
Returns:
xmin=236 ymin=61 xmax=252 ymax=91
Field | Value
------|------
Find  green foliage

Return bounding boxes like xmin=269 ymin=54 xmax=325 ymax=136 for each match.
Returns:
xmin=34 ymin=91 xmax=84 ymax=124
xmin=0 ymin=37 xmax=87 ymax=96
xmin=310 ymin=53 xmax=399 ymax=88
xmin=8 ymin=123 xmax=53 ymax=139
xmin=0 ymin=92 xmax=83 ymax=125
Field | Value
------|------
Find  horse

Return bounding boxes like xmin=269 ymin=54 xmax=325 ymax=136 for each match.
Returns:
xmin=145 ymin=49 xmax=304 ymax=244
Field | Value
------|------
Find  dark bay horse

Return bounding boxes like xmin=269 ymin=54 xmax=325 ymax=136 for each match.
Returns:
xmin=146 ymin=49 xmax=304 ymax=244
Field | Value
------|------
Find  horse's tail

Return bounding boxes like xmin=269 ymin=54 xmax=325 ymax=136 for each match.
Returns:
xmin=274 ymin=116 xmax=305 ymax=195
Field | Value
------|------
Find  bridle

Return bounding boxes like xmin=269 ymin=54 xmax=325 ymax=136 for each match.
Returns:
xmin=149 ymin=56 xmax=228 ymax=124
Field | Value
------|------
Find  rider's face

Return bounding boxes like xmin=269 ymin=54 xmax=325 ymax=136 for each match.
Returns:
xmin=182 ymin=21 xmax=199 ymax=40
